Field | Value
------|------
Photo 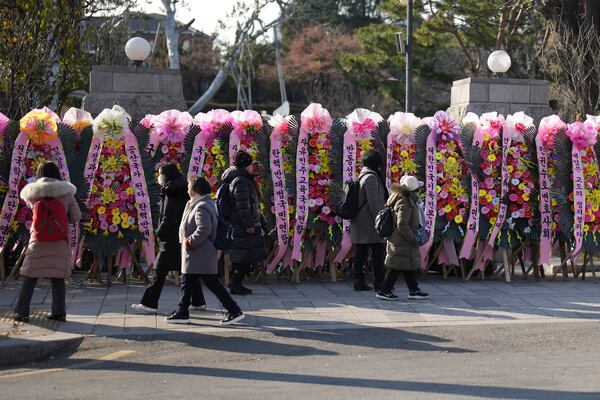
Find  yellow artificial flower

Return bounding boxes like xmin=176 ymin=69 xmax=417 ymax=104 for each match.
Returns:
xmin=454 ymin=215 xmax=463 ymax=224
xmin=486 ymin=194 xmax=492 ymax=203
xmin=518 ymin=183 xmax=525 ymax=190
xmin=122 ymin=220 xmax=130 ymax=229
xmin=479 ymin=189 xmax=487 ymax=197
xmin=120 ymin=212 xmax=128 ymax=220
xmin=126 ymin=187 xmax=134 ymax=195
xmin=111 ymin=208 xmax=120 ymax=216
xmin=488 ymin=154 xmax=496 ymax=162
xmin=444 ymin=205 xmax=452 ymax=213
xmin=101 ymin=188 xmax=118 ymax=204
xmin=112 ymin=216 xmax=121 ymax=225
xmin=584 ymin=224 xmax=590 ymax=233
xmin=490 ymin=217 xmax=497 ymax=225
xmin=118 ymin=231 xmax=124 ymax=239
xmin=391 ymin=165 xmax=399 ymax=173
xmin=435 ymin=153 xmax=443 ymax=160
xmin=522 ymin=194 xmax=530 ymax=202
xmin=436 ymin=185 xmax=442 ymax=193
xmin=507 ymin=165 xmax=513 ymax=173
xmin=588 ymin=162 xmax=598 ymax=177
xmin=97 ymin=206 xmax=106 ymax=215
xmin=588 ymin=190 xmax=600 ymax=211
xmin=400 ymin=150 xmax=408 ymax=158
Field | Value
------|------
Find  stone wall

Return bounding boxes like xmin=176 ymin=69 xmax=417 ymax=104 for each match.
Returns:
xmin=447 ymin=77 xmax=553 ymax=124
xmin=82 ymin=66 xmax=187 ymax=120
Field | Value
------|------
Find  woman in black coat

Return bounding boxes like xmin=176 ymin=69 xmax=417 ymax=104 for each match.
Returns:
xmin=132 ymin=163 xmax=205 ymax=313
xmin=221 ymin=151 xmax=266 ymax=295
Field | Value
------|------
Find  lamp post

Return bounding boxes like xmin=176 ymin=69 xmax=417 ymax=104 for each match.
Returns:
xmin=405 ymin=0 xmax=413 ymax=113
xmin=125 ymin=37 xmax=151 ymax=67
xmin=487 ymin=50 xmax=511 ymax=76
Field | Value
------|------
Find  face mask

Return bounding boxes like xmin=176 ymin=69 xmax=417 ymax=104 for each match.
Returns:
xmin=158 ymin=174 xmax=167 ymax=187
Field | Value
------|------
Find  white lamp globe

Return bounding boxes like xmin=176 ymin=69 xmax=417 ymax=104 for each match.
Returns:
xmin=125 ymin=37 xmax=151 ymax=64
xmin=487 ymin=50 xmax=511 ymax=74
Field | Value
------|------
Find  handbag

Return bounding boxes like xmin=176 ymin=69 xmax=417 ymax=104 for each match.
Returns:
xmin=413 ymin=225 xmax=430 ymax=247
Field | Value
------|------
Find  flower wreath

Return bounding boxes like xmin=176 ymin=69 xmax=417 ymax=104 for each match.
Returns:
xmin=562 ymin=118 xmax=600 ymax=255
xmin=188 ymin=109 xmax=231 ymax=196
xmin=417 ymin=111 xmax=468 ymax=267
xmin=494 ymin=112 xmax=537 ymax=250
xmin=83 ymin=106 xmax=155 ymax=264
xmin=386 ymin=112 xmax=421 ymax=188
xmin=0 ymin=107 xmax=74 ymax=258
xmin=536 ymin=115 xmax=566 ymax=264
xmin=262 ymin=114 xmax=298 ymax=272
xmin=148 ymin=109 xmax=194 ymax=172
xmin=335 ymin=108 xmax=384 ymax=264
xmin=292 ymin=103 xmax=341 ymax=266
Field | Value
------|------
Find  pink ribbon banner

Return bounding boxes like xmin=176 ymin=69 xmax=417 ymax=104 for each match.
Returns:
xmin=187 ymin=132 xmax=209 ymax=178
xmin=460 ymin=132 xmax=483 ymax=260
xmin=536 ymin=134 xmax=553 ymax=264
xmin=84 ymin=135 xmax=103 ymax=186
xmin=267 ymin=134 xmax=291 ymax=272
xmin=572 ymin=148 xmax=585 ymax=257
xmin=385 ymin=132 xmax=395 ymax=189
xmin=333 ymin=130 xmax=357 ymax=264
xmin=419 ymin=130 xmax=437 ymax=267
xmin=0 ymin=132 xmax=28 ymax=254
xmin=124 ymin=130 xmax=156 ymax=265
xmin=488 ymin=134 xmax=511 ymax=248
xmin=291 ymin=128 xmax=309 ymax=262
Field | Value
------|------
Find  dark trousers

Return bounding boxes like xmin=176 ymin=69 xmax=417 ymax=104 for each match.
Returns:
xmin=381 ymin=269 xmax=419 ymax=293
xmin=179 ymin=273 xmax=241 ymax=315
xmin=354 ymin=243 xmax=386 ymax=289
xmin=229 ymin=262 xmax=252 ymax=286
xmin=140 ymin=268 xmax=205 ymax=309
xmin=15 ymin=276 xmax=66 ymax=316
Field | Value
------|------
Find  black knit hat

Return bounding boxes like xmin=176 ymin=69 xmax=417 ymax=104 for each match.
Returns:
xmin=233 ymin=150 xmax=253 ymax=168
xmin=158 ymin=162 xmax=181 ymax=182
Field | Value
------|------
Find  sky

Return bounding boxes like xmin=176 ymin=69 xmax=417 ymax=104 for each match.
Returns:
xmin=137 ymin=0 xmax=280 ymax=44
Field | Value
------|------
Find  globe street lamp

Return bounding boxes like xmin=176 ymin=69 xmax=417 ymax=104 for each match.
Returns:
xmin=125 ymin=37 xmax=151 ymax=67
xmin=487 ymin=50 xmax=511 ymax=76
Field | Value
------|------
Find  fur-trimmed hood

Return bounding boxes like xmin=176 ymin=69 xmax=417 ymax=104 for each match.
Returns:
xmin=20 ymin=177 xmax=77 ymax=204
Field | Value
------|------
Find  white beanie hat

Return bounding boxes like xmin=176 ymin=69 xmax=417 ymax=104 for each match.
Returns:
xmin=400 ymin=175 xmax=424 ymax=192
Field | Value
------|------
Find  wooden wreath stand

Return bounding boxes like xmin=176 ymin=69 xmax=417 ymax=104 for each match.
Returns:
xmin=85 ymin=242 xmax=149 ymax=286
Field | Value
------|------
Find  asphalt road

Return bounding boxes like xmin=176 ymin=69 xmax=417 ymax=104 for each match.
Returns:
xmin=1 ymin=322 xmax=599 ymax=400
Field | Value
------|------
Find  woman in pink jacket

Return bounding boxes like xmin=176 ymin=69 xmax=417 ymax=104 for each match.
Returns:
xmin=14 ymin=162 xmax=81 ymax=322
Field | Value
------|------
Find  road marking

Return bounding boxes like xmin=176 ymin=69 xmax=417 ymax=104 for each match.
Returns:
xmin=0 ymin=350 xmax=136 ymax=380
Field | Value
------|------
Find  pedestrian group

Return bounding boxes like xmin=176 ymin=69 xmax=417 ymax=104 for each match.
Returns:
xmin=14 ymin=149 xmax=429 ymax=325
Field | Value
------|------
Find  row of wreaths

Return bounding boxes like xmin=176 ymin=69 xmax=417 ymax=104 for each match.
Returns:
xmin=0 ymin=104 xmax=597 ymax=274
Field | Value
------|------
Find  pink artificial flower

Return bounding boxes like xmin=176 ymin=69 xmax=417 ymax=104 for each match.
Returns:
xmin=566 ymin=121 xmax=597 ymax=150
xmin=480 ymin=112 xmax=505 ymax=139
xmin=347 ymin=108 xmax=382 ymax=140
xmin=140 ymin=114 xmax=154 ymax=129
xmin=389 ymin=112 xmax=421 ymax=144
xmin=100 ymin=221 xmax=109 ymax=231
xmin=430 ymin=111 xmax=459 ymax=141
xmin=109 ymin=224 xmax=119 ymax=233
xmin=0 ymin=112 xmax=9 ymax=135
xmin=505 ymin=112 xmax=533 ymax=141
xmin=537 ymin=115 xmax=565 ymax=150
xmin=269 ymin=114 xmax=291 ymax=141
xmin=301 ymin=103 xmax=332 ymax=133
xmin=153 ymin=110 xmax=193 ymax=143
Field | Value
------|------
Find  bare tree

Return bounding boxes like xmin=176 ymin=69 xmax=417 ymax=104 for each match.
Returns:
xmin=539 ymin=0 xmax=600 ymax=116
xmin=188 ymin=0 xmax=297 ymax=114
xmin=160 ymin=0 xmax=195 ymax=70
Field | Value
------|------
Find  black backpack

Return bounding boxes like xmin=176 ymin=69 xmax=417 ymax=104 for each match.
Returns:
xmin=216 ymin=182 xmax=234 ymax=220
xmin=375 ymin=206 xmax=396 ymax=239
xmin=213 ymin=217 xmax=234 ymax=250
xmin=337 ymin=172 xmax=374 ymax=220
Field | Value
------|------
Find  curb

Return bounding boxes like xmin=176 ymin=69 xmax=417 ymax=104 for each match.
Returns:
xmin=0 ymin=334 xmax=83 ymax=366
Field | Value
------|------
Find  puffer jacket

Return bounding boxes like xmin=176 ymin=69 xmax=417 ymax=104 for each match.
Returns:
xmin=350 ymin=166 xmax=387 ymax=244
xmin=154 ymin=175 xmax=189 ymax=272
xmin=221 ymin=166 xmax=266 ymax=264
xmin=20 ymin=178 xmax=82 ymax=279
xmin=385 ymin=184 xmax=421 ymax=271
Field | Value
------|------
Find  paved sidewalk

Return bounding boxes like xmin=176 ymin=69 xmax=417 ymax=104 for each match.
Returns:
xmin=2 ymin=273 xmax=600 ymax=339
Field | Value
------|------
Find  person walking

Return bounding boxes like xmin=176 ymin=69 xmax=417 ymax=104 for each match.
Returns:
xmin=14 ymin=162 xmax=82 ymax=322
xmin=377 ymin=175 xmax=429 ymax=300
xmin=350 ymin=150 xmax=388 ymax=292
xmin=221 ymin=150 xmax=266 ymax=295
xmin=166 ymin=176 xmax=244 ymax=325
xmin=132 ymin=163 xmax=206 ymax=314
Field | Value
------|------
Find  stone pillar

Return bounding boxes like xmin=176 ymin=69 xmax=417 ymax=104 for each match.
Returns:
xmin=447 ymin=77 xmax=553 ymax=123
xmin=82 ymin=65 xmax=187 ymax=120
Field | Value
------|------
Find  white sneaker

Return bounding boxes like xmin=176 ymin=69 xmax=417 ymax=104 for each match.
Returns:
xmin=131 ymin=304 xmax=158 ymax=314
xmin=189 ymin=305 xmax=207 ymax=311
